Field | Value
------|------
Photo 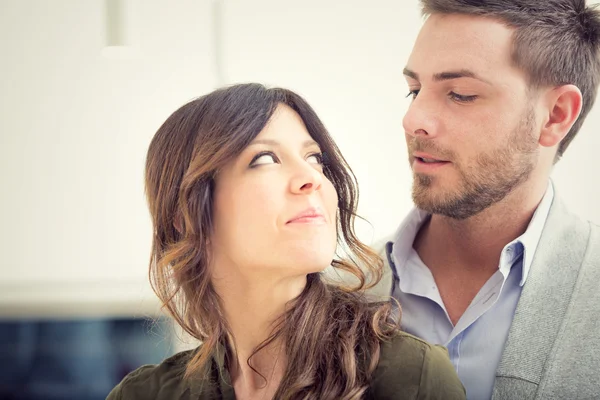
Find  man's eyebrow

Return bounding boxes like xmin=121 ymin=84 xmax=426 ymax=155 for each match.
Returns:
xmin=403 ymin=67 xmax=492 ymax=85
xmin=403 ymin=67 xmax=419 ymax=81
xmin=434 ymin=69 xmax=492 ymax=85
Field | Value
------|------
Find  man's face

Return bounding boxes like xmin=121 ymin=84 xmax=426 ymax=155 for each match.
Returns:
xmin=403 ymin=14 xmax=541 ymax=219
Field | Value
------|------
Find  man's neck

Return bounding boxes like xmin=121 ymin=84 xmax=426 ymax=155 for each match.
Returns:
xmin=412 ymin=180 xmax=548 ymax=324
xmin=416 ymin=180 xmax=548 ymax=274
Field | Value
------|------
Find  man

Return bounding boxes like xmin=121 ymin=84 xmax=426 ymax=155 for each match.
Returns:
xmin=383 ymin=1 xmax=600 ymax=399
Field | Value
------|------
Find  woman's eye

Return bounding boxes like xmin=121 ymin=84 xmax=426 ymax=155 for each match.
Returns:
xmin=250 ymin=152 xmax=278 ymax=167
xmin=307 ymin=153 xmax=324 ymax=165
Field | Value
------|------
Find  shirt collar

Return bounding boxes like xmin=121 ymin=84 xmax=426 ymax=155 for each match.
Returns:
xmin=389 ymin=208 xmax=428 ymax=275
xmin=390 ymin=180 xmax=555 ymax=287
xmin=512 ymin=181 xmax=554 ymax=285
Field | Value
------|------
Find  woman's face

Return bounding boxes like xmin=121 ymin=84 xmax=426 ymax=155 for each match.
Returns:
xmin=210 ymin=104 xmax=339 ymax=280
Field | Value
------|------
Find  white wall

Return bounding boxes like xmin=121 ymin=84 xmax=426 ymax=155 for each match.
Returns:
xmin=0 ymin=0 xmax=598 ymax=318
xmin=0 ymin=0 xmax=218 ymax=317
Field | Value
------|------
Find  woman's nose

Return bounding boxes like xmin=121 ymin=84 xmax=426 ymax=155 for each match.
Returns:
xmin=289 ymin=164 xmax=323 ymax=194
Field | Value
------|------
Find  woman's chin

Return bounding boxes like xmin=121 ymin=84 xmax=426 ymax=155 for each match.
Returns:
xmin=277 ymin=256 xmax=334 ymax=277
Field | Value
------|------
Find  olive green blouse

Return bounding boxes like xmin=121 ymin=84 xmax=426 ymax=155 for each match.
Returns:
xmin=106 ymin=332 xmax=465 ymax=399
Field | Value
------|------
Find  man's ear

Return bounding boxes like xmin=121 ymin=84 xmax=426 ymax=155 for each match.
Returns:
xmin=539 ymin=84 xmax=582 ymax=148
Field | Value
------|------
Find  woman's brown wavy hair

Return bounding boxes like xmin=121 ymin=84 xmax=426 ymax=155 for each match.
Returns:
xmin=145 ymin=83 xmax=398 ymax=399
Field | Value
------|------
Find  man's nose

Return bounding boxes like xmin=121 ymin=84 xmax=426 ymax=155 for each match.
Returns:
xmin=403 ymin=92 xmax=441 ymax=138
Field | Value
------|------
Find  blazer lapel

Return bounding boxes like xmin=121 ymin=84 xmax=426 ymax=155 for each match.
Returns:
xmin=493 ymin=195 xmax=590 ymax=397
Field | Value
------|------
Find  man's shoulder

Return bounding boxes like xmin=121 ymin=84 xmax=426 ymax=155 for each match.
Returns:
xmin=586 ymin=220 xmax=600 ymax=252
xmin=543 ymin=197 xmax=600 ymax=259
xmin=588 ymin=219 xmax=600 ymax=238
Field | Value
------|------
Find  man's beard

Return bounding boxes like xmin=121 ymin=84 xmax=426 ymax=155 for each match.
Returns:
xmin=410 ymin=109 xmax=539 ymax=220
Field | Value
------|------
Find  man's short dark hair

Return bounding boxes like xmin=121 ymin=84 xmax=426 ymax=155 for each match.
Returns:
xmin=420 ymin=0 xmax=600 ymax=160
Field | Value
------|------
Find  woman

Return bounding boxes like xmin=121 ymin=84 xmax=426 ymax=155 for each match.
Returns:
xmin=107 ymin=83 xmax=465 ymax=400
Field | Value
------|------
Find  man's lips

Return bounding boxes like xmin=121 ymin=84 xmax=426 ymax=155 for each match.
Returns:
xmin=412 ymin=151 xmax=450 ymax=163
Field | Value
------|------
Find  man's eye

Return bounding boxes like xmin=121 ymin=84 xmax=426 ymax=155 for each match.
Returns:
xmin=450 ymin=92 xmax=478 ymax=103
xmin=406 ymin=89 xmax=420 ymax=100
xmin=249 ymin=152 xmax=278 ymax=167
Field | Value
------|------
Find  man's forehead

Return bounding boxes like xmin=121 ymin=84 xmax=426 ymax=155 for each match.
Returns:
xmin=406 ymin=14 xmax=515 ymax=81
xmin=421 ymin=13 xmax=514 ymax=35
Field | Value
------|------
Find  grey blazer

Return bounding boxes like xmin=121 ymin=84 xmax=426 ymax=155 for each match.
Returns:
xmin=375 ymin=192 xmax=600 ymax=399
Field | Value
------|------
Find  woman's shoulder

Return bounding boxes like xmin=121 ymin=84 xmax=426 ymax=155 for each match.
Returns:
xmin=106 ymin=348 xmax=211 ymax=400
xmin=369 ymin=331 xmax=466 ymax=400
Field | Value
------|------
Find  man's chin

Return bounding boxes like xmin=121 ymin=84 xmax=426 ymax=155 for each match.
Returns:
xmin=411 ymin=184 xmax=474 ymax=220
xmin=412 ymin=188 xmax=440 ymax=213
xmin=412 ymin=176 xmax=442 ymax=204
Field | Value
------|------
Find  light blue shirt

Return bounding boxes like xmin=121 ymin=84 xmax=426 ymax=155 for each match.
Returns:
xmin=388 ymin=183 xmax=554 ymax=400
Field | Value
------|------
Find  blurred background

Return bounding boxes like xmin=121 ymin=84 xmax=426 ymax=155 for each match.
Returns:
xmin=0 ymin=0 xmax=598 ymax=399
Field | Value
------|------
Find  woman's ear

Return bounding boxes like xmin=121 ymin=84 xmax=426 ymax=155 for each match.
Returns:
xmin=539 ymin=84 xmax=582 ymax=148
xmin=173 ymin=212 xmax=183 ymax=233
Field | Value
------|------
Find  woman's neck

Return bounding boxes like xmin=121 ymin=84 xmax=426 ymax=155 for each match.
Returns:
xmin=213 ymin=271 xmax=307 ymax=398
